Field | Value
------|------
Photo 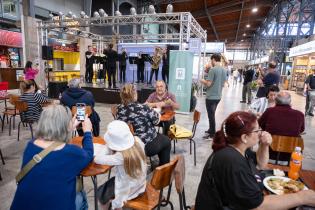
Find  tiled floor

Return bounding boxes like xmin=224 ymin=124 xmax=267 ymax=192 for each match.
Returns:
xmin=0 ymin=80 xmax=314 ymax=210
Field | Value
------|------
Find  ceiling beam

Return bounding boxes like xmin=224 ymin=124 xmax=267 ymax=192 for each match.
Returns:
xmin=235 ymin=0 xmax=245 ymax=42
xmin=204 ymin=0 xmax=219 ymax=41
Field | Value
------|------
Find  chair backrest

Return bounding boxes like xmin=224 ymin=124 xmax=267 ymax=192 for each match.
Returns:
xmin=174 ymin=155 xmax=185 ymax=193
xmin=128 ymin=123 xmax=135 ymax=135
xmin=191 ymin=110 xmax=200 ymax=138
xmin=271 ymin=135 xmax=304 ymax=153
xmin=150 ymin=156 xmax=179 ymax=190
xmin=111 ymin=105 xmax=118 ymax=119
xmin=15 ymin=100 xmax=28 ymax=112
xmin=71 ymin=105 xmax=92 ymax=116
xmin=9 ymin=94 xmax=20 ymax=105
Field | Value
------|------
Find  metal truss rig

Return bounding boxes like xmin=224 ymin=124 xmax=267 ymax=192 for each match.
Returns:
xmin=38 ymin=12 xmax=207 ymax=43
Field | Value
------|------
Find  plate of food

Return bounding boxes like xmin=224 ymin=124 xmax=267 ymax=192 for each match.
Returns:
xmin=263 ymin=176 xmax=308 ymax=195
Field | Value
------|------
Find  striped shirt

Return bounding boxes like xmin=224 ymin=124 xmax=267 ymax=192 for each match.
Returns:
xmin=20 ymin=92 xmax=48 ymax=122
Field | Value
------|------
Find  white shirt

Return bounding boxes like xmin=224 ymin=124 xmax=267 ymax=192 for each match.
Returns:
xmin=233 ymin=70 xmax=239 ymax=78
xmin=94 ymin=137 xmax=147 ymax=209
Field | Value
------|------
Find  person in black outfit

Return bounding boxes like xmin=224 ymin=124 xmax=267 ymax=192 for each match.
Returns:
xmin=137 ymin=52 xmax=145 ymax=83
xmin=119 ymin=48 xmax=128 ymax=83
xmin=161 ymin=47 xmax=169 ymax=84
xmin=105 ymin=43 xmax=118 ymax=88
xmin=60 ymin=78 xmax=100 ymax=136
xmin=256 ymin=62 xmax=280 ymax=98
xmin=304 ymin=69 xmax=315 ymax=116
xmin=240 ymin=68 xmax=255 ymax=104
xmin=85 ymin=46 xmax=95 ymax=83
xmin=195 ymin=111 xmax=315 ymax=210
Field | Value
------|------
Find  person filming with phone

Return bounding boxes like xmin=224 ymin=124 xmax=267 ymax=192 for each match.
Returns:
xmin=60 ymin=78 xmax=100 ymax=136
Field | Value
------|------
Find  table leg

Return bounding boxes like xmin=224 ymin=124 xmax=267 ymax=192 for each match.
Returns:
xmin=91 ymin=175 xmax=98 ymax=210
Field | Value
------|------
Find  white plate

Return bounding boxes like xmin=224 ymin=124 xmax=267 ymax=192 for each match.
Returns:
xmin=263 ymin=176 xmax=308 ymax=195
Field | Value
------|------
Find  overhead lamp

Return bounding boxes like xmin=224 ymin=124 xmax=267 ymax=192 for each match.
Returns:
xmin=130 ymin=7 xmax=137 ymax=15
xmin=246 ymin=24 xmax=250 ymax=28
xmin=80 ymin=11 xmax=86 ymax=18
xmin=241 ymin=39 xmax=244 ymax=42
xmin=166 ymin=4 xmax=173 ymax=13
xmin=148 ymin=5 xmax=155 ymax=14
xmin=252 ymin=7 xmax=258 ymax=13
xmin=243 ymin=33 xmax=246 ymax=36
xmin=93 ymin=11 xmax=100 ymax=18
xmin=115 ymin=10 xmax=122 ymax=16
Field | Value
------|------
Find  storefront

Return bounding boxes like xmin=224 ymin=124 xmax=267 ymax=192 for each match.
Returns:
xmin=0 ymin=29 xmax=23 ymax=89
xmin=289 ymin=40 xmax=315 ymax=93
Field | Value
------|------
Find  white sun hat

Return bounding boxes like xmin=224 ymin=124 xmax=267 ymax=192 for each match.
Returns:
xmin=104 ymin=120 xmax=134 ymax=151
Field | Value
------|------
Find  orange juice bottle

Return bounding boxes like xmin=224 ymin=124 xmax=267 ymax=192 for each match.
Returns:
xmin=288 ymin=147 xmax=303 ymax=180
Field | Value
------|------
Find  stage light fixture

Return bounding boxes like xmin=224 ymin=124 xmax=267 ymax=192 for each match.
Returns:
xmin=67 ymin=11 xmax=73 ymax=18
xmin=166 ymin=4 xmax=173 ymax=13
xmin=243 ymin=33 xmax=246 ymax=36
xmin=93 ymin=11 xmax=100 ymax=18
xmin=115 ymin=10 xmax=122 ymax=16
xmin=246 ymin=24 xmax=250 ymax=28
xmin=84 ymin=15 xmax=89 ymax=19
xmin=148 ymin=5 xmax=155 ymax=14
xmin=252 ymin=7 xmax=258 ymax=13
xmin=130 ymin=7 xmax=137 ymax=15
xmin=99 ymin=9 xmax=107 ymax=17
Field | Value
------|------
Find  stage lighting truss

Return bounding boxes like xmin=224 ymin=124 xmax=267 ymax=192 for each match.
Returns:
xmin=38 ymin=12 xmax=207 ymax=43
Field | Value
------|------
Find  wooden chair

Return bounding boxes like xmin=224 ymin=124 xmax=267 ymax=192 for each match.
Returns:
xmin=124 ymin=156 xmax=179 ymax=210
xmin=174 ymin=155 xmax=190 ymax=210
xmin=15 ymin=100 xmax=34 ymax=141
xmin=1 ymin=94 xmax=20 ymax=135
xmin=128 ymin=123 xmax=135 ymax=135
xmin=271 ymin=135 xmax=304 ymax=165
xmin=111 ymin=105 xmax=118 ymax=119
xmin=169 ymin=110 xmax=200 ymax=166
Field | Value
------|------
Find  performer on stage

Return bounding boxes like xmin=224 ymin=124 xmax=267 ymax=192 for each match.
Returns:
xmin=119 ymin=48 xmax=128 ymax=83
xmin=149 ymin=47 xmax=161 ymax=85
xmin=105 ymin=43 xmax=118 ymax=88
xmin=137 ymin=52 xmax=145 ymax=83
xmin=161 ymin=47 xmax=169 ymax=84
xmin=85 ymin=46 xmax=95 ymax=83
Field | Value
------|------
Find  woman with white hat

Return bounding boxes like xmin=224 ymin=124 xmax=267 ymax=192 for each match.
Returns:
xmin=94 ymin=120 xmax=147 ymax=210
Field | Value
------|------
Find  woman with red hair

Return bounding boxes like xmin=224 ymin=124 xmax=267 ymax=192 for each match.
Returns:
xmin=195 ymin=111 xmax=315 ymax=210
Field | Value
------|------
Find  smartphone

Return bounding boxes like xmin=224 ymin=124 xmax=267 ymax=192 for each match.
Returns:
xmin=76 ymin=103 xmax=86 ymax=121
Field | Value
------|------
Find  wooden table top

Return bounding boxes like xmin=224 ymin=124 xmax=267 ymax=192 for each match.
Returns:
xmin=160 ymin=110 xmax=175 ymax=122
xmin=267 ymin=164 xmax=315 ymax=190
xmin=70 ymin=136 xmax=111 ymax=177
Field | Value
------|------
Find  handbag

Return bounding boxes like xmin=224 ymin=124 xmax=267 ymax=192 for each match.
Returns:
xmin=169 ymin=124 xmax=193 ymax=138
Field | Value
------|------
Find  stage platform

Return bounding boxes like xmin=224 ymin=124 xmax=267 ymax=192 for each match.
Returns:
xmin=80 ymin=82 xmax=155 ymax=104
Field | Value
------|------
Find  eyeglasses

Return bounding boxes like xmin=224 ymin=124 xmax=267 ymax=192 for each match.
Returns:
xmin=250 ymin=128 xmax=263 ymax=135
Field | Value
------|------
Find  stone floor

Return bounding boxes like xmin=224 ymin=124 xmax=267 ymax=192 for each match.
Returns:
xmin=0 ymin=80 xmax=315 ymax=210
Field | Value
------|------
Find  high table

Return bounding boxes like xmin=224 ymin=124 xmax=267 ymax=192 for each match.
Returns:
xmin=267 ymin=164 xmax=315 ymax=190
xmin=70 ymin=136 xmax=111 ymax=210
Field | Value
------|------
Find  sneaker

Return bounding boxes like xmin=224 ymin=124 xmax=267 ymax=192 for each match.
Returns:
xmin=203 ymin=133 xmax=214 ymax=139
xmin=308 ymin=113 xmax=314 ymax=117
xmin=204 ymin=130 xmax=210 ymax=134
xmin=240 ymin=101 xmax=246 ymax=103
xmin=247 ymin=101 xmax=251 ymax=105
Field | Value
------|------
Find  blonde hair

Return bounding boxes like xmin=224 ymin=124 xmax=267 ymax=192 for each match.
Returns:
xmin=120 ymin=84 xmax=137 ymax=106
xmin=121 ymin=141 xmax=146 ymax=179
xmin=221 ymin=54 xmax=229 ymax=67
xmin=20 ymin=80 xmax=35 ymax=94
xmin=35 ymin=105 xmax=72 ymax=143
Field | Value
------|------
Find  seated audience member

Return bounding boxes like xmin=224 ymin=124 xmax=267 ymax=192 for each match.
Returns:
xmin=11 ymin=105 xmax=93 ymax=210
xmin=146 ymin=80 xmax=180 ymax=134
xmin=60 ymin=78 xmax=100 ymax=136
xmin=19 ymin=80 xmax=49 ymax=122
xmin=94 ymin=120 xmax=146 ymax=210
xmin=249 ymin=85 xmax=279 ymax=116
xmin=258 ymin=91 xmax=305 ymax=164
xmin=195 ymin=111 xmax=315 ymax=210
xmin=116 ymin=84 xmax=171 ymax=166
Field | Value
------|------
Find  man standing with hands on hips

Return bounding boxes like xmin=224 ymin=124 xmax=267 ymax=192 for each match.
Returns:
xmin=200 ymin=54 xmax=227 ymax=140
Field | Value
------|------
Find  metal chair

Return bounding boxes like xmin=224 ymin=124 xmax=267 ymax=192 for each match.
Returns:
xmin=1 ymin=94 xmax=20 ymax=135
xmin=174 ymin=155 xmax=190 ymax=210
xmin=169 ymin=110 xmax=200 ymax=166
xmin=16 ymin=100 xmax=34 ymax=141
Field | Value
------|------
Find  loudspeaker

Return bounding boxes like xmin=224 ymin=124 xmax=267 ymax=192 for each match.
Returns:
xmin=42 ymin=46 xmax=53 ymax=60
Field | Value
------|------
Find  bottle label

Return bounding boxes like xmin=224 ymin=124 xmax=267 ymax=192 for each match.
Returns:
xmin=292 ymin=159 xmax=301 ymax=164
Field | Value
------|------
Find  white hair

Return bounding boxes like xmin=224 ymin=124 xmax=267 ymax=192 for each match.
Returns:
xmin=275 ymin=91 xmax=291 ymax=105
xmin=35 ymin=105 xmax=72 ymax=143
xmin=68 ymin=78 xmax=80 ymax=88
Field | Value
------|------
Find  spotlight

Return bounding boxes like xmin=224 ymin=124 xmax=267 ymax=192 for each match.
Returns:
xmin=243 ymin=33 xmax=246 ymax=36
xmin=99 ymin=9 xmax=106 ymax=17
xmin=80 ymin=11 xmax=86 ymax=18
xmin=72 ymin=14 xmax=77 ymax=19
xmin=246 ymin=24 xmax=250 ymax=28
xmin=130 ymin=7 xmax=137 ymax=15
xmin=49 ymin=13 xmax=54 ymax=19
xmin=84 ymin=15 xmax=89 ymax=19
xmin=252 ymin=7 xmax=258 ymax=13
xmin=115 ymin=10 xmax=122 ymax=16
xmin=67 ymin=11 xmax=73 ymax=18
xmin=148 ymin=5 xmax=155 ymax=14
xmin=93 ymin=11 xmax=100 ymax=18
xmin=166 ymin=4 xmax=173 ymax=13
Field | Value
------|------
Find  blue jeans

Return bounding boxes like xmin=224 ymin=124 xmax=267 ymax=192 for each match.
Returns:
xmin=75 ymin=190 xmax=88 ymax=210
xmin=205 ymin=99 xmax=220 ymax=135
